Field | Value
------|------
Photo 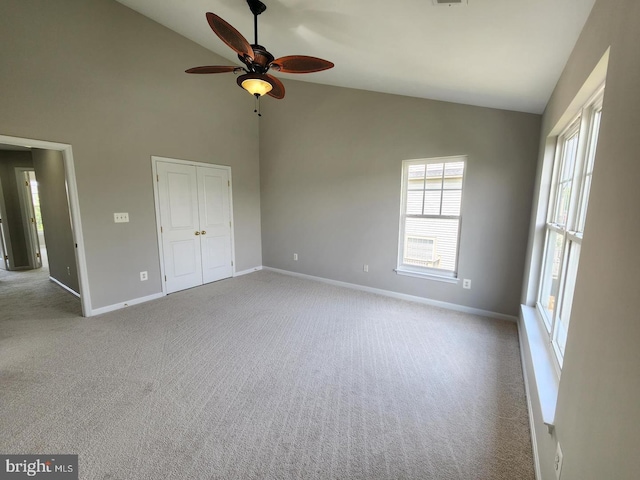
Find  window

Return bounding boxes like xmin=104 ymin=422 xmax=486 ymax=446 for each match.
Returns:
xmin=398 ymin=156 xmax=466 ymax=279
xmin=537 ymin=89 xmax=604 ymax=365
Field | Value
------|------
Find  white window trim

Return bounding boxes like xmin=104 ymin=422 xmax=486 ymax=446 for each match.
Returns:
xmin=396 ymin=155 xmax=466 ymax=281
xmin=520 ymin=49 xmax=609 ymax=435
xmin=394 ymin=268 xmax=460 ymax=284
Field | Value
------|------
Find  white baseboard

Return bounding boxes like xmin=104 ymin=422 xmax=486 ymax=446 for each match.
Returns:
xmin=49 ymin=276 xmax=80 ymax=298
xmin=234 ymin=266 xmax=263 ymax=277
xmin=518 ymin=316 xmax=542 ymax=480
xmin=263 ymin=267 xmax=517 ymax=322
xmin=90 ymin=292 xmax=165 ymax=316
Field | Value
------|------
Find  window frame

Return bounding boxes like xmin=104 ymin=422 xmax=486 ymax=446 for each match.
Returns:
xmin=397 ymin=156 xmax=467 ymax=281
xmin=536 ymin=87 xmax=604 ymax=368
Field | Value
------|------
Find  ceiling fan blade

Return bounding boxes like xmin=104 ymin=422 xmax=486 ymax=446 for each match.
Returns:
xmin=206 ymin=12 xmax=254 ymax=61
xmin=185 ymin=66 xmax=241 ymax=74
xmin=266 ymin=74 xmax=285 ymax=99
xmin=270 ymin=55 xmax=334 ymax=74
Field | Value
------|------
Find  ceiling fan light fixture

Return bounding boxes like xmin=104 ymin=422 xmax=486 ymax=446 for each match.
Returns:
xmin=239 ymin=74 xmax=273 ymax=96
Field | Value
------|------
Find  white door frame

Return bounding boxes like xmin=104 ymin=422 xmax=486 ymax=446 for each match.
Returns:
xmin=0 ymin=134 xmax=92 ymax=316
xmin=151 ymin=156 xmax=236 ymax=296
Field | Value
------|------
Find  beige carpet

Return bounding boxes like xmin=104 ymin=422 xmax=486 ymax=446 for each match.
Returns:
xmin=0 ymin=267 xmax=534 ymax=480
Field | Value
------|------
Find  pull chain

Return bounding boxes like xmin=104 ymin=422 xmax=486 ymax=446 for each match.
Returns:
xmin=254 ymin=93 xmax=262 ymax=117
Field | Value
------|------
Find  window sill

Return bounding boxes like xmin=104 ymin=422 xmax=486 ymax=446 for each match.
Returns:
xmin=394 ymin=268 xmax=459 ymax=284
xmin=520 ymin=305 xmax=560 ymax=433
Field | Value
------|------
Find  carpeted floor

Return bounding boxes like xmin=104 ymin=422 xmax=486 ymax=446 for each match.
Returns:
xmin=0 ymin=267 xmax=534 ymax=479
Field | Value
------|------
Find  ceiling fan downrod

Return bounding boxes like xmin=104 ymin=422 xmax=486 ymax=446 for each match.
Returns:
xmin=247 ymin=0 xmax=267 ymax=45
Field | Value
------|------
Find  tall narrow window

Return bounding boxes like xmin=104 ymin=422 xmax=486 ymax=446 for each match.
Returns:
xmin=537 ymin=89 xmax=604 ymax=364
xmin=398 ymin=156 xmax=466 ymax=278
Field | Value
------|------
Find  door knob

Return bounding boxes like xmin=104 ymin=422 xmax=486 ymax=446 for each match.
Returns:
xmin=201 ymin=231 xmax=207 ymax=235
xmin=195 ymin=231 xmax=200 ymax=236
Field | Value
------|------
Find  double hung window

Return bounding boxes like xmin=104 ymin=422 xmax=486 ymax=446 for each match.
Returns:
xmin=398 ymin=157 xmax=466 ymax=279
xmin=537 ymin=90 xmax=603 ymax=364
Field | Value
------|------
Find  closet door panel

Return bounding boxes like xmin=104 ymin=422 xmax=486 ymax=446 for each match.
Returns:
xmin=198 ymin=166 xmax=232 ymax=284
xmin=157 ymin=161 xmax=203 ymax=294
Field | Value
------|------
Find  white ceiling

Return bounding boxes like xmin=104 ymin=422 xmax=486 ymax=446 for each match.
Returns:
xmin=116 ymin=0 xmax=595 ymax=114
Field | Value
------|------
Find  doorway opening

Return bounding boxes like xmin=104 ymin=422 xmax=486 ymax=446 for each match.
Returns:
xmin=14 ymin=167 xmax=47 ymax=271
xmin=27 ymin=171 xmax=47 ymax=269
xmin=0 ymin=134 xmax=91 ymax=316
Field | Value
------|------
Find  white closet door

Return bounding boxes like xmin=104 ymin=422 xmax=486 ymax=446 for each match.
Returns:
xmin=197 ymin=166 xmax=233 ymax=284
xmin=157 ymin=161 xmax=203 ymax=294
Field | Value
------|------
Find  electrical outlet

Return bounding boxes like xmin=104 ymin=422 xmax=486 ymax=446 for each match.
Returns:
xmin=140 ymin=271 xmax=148 ymax=281
xmin=293 ymin=253 xmax=298 ymax=261
xmin=67 ymin=266 xmax=71 ymax=276
xmin=463 ymin=279 xmax=471 ymax=289
xmin=554 ymin=442 xmax=563 ymax=479
xmin=114 ymin=212 xmax=129 ymax=223
xmin=363 ymin=264 xmax=369 ymax=272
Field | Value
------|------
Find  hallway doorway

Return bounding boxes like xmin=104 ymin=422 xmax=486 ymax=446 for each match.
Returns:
xmin=0 ymin=135 xmax=91 ymax=316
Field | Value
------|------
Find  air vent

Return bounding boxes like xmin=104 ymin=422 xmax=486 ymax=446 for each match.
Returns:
xmin=432 ymin=0 xmax=468 ymax=6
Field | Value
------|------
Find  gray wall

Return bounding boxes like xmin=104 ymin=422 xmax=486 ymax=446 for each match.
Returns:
xmin=522 ymin=0 xmax=640 ymax=478
xmin=0 ymin=0 xmax=262 ymax=309
xmin=260 ymin=81 xmax=541 ymax=316
xmin=0 ymin=151 xmax=35 ymax=268
xmin=32 ymin=149 xmax=79 ymax=293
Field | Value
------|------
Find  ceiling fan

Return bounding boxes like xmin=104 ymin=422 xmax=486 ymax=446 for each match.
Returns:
xmin=186 ymin=0 xmax=334 ymax=109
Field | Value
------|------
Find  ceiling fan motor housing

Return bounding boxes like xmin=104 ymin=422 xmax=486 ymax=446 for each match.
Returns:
xmin=240 ymin=44 xmax=274 ymax=73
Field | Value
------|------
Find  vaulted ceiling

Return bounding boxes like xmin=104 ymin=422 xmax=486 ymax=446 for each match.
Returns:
xmin=116 ymin=0 xmax=596 ymax=114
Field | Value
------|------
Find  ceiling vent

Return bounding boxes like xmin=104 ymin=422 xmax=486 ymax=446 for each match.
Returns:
xmin=432 ymin=0 xmax=468 ymax=6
